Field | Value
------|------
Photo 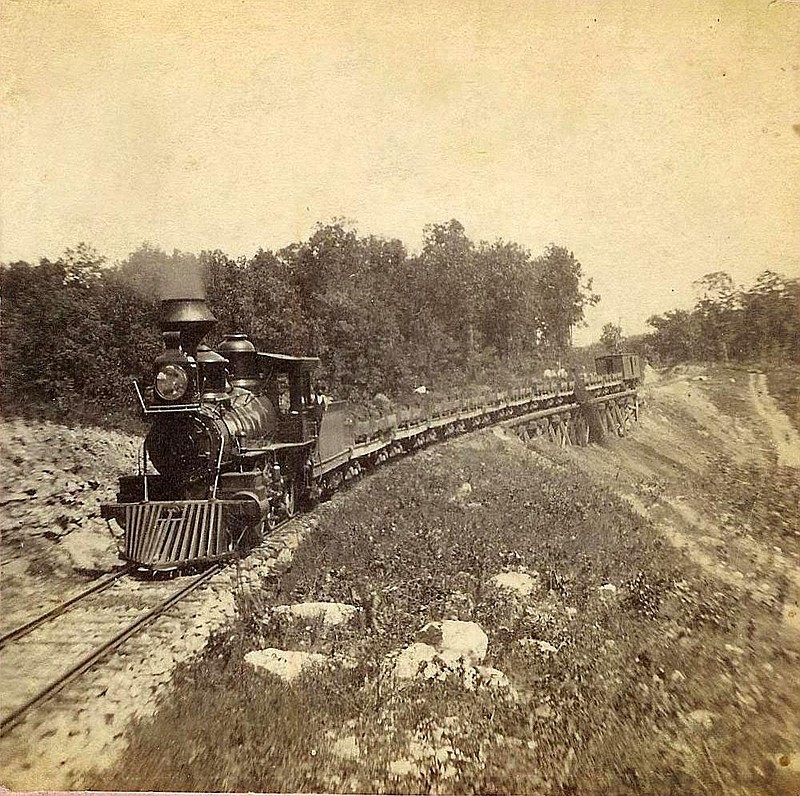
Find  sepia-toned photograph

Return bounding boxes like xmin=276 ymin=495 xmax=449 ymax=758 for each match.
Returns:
xmin=1 ymin=1 xmax=798 ymax=793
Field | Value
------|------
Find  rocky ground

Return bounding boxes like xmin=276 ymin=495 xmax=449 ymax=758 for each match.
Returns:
xmin=0 ymin=418 xmax=140 ymax=632
xmin=2 ymin=366 xmax=798 ymax=794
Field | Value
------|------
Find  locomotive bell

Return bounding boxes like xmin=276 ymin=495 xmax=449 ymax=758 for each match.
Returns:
xmin=160 ymin=298 xmax=217 ymax=355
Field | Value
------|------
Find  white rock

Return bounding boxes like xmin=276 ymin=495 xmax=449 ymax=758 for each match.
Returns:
xmin=476 ymin=666 xmax=513 ymax=690
xmin=490 ymin=572 xmax=538 ymax=598
xmin=598 ymin=583 xmax=618 ymax=593
xmin=393 ymin=643 xmax=439 ymax=680
xmin=389 ymin=759 xmax=418 ymax=777
xmin=520 ymin=638 xmax=559 ymax=655
xmin=403 ymin=739 xmax=428 ymax=761
xmin=416 ymin=620 xmax=488 ymax=665
xmin=59 ymin=529 xmax=117 ymax=572
xmin=331 ymin=735 xmax=360 ymax=760
xmin=724 ymin=644 xmax=745 ymax=656
xmin=685 ymin=709 xmax=716 ymax=729
xmin=273 ymin=602 xmax=360 ymax=627
xmin=434 ymin=747 xmax=451 ymax=763
xmin=244 ymin=648 xmax=329 ymax=682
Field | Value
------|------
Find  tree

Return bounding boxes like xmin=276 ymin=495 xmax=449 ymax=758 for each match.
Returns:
xmin=1 ymin=248 xmax=154 ymax=412
xmin=61 ymin=242 xmax=106 ymax=285
xmin=475 ymin=239 xmax=540 ymax=357
xmin=417 ymin=219 xmax=481 ymax=361
xmin=118 ymin=243 xmax=205 ymax=300
xmin=646 ymin=309 xmax=701 ymax=363
xmin=738 ymin=271 xmax=799 ymax=360
xmin=204 ymin=250 xmax=252 ymax=338
xmin=2 ymin=222 xmax=611 ymax=418
xmin=533 ymin=245 xmax=599 ymax=350
xmin=646 ymin=269 xmax=798 ymax=365
xmin=600 ymin=322 xmax=623 ymax=353
xmin=246 ymin=249 xmax=305 ymax=353
xmin=693 ymin=271 xmax=737 ymax=362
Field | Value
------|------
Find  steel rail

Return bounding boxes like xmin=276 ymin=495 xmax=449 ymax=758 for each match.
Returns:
xmin=0 ymin=565 xmax=133 ymax=650
xmin=0 ymin=562 xmax=223 ymax=737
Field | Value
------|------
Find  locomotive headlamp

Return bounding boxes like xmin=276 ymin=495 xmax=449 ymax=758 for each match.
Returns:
xmin=155 ymin=364 xmax=189 ymax=401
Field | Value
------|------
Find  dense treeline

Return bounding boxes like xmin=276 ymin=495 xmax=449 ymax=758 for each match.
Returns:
xmin=642 ymin=271 xmax=800 ymax=366
xmin=1 ymin=221 xmax=598 ymax=420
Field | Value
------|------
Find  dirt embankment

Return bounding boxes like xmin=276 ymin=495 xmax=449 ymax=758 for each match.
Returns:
xmin=0 ymin=418 xmax=140 ymax=630
xmin=86 ymin=366 xmax=799 ymax=796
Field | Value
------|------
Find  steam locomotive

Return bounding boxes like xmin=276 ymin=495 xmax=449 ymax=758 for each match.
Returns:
xmin=102 ymin=297 xmax=641 ymax=572
xmin=101 ymin=298 xmax=330 ymax=571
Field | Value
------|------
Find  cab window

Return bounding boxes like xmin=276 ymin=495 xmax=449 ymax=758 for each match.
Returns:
xmin=276 ymin=373 xmax=291 ymax=412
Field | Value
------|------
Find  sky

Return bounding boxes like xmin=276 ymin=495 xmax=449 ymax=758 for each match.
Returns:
xmin=2 ymin=0 xmax=798 ymax=344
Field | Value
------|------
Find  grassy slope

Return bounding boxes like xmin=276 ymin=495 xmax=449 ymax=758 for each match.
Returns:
xmin=93 ymin=429 xmax=782 ymax=795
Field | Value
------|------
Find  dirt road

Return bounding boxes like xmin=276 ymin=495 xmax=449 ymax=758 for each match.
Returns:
xmin=749 ymin=371 xmax=800 ymax=468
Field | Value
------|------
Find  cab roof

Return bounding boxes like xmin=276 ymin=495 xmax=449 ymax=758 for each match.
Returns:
xmin=257 ymin=352 xmax=320 ymax=372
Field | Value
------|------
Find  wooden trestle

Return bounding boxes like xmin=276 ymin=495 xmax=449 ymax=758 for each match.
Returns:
xmin=501 ymin=389 xmax=639 ymax=448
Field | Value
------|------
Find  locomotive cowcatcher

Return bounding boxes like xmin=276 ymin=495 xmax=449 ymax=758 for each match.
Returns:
xmin=101 ymin=297 xmax=327 ymax=571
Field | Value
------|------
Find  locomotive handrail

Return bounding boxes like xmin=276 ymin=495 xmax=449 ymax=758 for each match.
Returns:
xmin=133 ymin=380 xmax=201 ymax=414
xmin=210 ymin=442 xmax=225 ymax=500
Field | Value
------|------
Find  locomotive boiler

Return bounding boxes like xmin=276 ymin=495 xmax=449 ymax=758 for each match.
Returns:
xmin=101 ymin=298 xmax=322 ymax=571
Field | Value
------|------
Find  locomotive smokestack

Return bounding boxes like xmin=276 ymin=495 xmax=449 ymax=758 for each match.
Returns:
xmin=160 ymin=298 xmax=217 ymax=355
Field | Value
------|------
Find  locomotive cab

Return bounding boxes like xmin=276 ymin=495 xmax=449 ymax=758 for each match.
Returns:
xmin=260 ymin=353 xmax=320 ymax=444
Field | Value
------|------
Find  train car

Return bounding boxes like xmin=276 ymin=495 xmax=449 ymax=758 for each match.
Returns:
xmin=594 ymin=353 xmax=641 ymax=388
xmin=102 ymin=298 xmax=642 ymax=572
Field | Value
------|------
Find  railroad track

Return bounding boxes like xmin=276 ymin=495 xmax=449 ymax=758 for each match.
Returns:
xmin=0 ymin=563 xmax=223 ymax=737
xmin=0 ymin=566 xmax=133 ymax=649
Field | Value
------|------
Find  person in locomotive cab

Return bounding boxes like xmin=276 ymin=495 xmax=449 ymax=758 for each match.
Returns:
xmin=311 ymin=383 xmax=330 ymax=423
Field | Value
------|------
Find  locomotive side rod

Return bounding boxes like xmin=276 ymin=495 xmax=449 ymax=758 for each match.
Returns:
xmin=0 ymin=565 xmax=133 ymax=650
xmin=0 ymin=563 xmax=223 ymax=737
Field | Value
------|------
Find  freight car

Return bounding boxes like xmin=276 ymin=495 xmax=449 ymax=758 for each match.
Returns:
xmin=102 ymin=298 xmax=640 ymax=571
xmin=594 ymin=352 xmax=641 ymax=389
